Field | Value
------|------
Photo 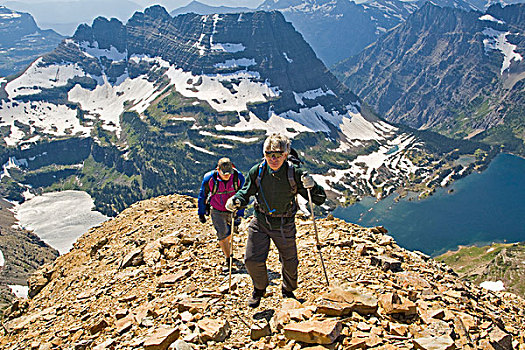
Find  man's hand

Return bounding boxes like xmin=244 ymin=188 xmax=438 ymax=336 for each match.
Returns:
xmin=199 ymin=215 xmax=206 ymax=223
xmin=225 ymin=197 xmax=241 ymax=212
xmin=301 ymin=174 xmax=315 ymax=189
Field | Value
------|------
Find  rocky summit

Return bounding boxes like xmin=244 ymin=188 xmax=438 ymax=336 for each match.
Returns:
xmin=1 ymin=194 xmax=524 ymax=349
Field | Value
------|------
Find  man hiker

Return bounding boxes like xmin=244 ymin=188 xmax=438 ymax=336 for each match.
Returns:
xmin=198 ymin=157 xmax=245 ymax=273
xmin=225 ymin=133 xmax=326 ymax=308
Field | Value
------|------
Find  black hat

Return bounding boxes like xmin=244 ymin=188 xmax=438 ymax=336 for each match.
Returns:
xmin=218 ymin=157 xmax=233 ymax=174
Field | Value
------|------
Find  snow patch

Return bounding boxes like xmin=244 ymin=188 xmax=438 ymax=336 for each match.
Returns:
xmin=214 ymin=58 xmax=256 ymax=69
xmin=313 ymin=134 xmax=420 ymax=192
xmin=0 ymin=12 xmax=21 ymax=19
xmin=480 ymin=280 xmax=505 ymax=292
xmin=211 ymin=42 xmax=246 ymax=53
xmin=283 ymin=52 xmax=293 ymax=63
xmin=200 ymin=130 xmax=259 ymax=143
xmin=5 ymin=58 xmax=87 ymax=98
xmin=8 ymin=285 xmax=29 ymax=299
xmin=483 ymin=28 xmax=523 ymax=74
xmin=13 ymin=190 xmax=108 ymax=254
xmin=0 ymin=249 xmax=4 ymax=267
xmin=161 ymin=57 xmax=279 ymax=112
xmin=293 ymin=88 xmax=335 ymax=105
xmin=79 ymin=41 xmax=127 ymax=62
xmin=215 ymin=112 xmax=311 ymax=139
xmin=0 ymin=100 xmax=91 ymax=147
xmin=68 ymin=74 xmax=159 ymax=136
xmin=185 ymin=141 xmax=216 ymax=155
xmin=486 ymin=247 xmax=495 ymax=253
xmin=479 ymin=14 xmax=504 ymax=25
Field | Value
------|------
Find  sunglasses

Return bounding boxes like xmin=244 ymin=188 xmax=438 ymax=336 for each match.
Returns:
xmin=265 ymin=151 xmax=285 ymax=159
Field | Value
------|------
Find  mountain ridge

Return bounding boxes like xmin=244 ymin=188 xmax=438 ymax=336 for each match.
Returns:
xmin=1 ymin=193 xmax=524 ymax=349
xmin=334 ymin=2 xmax=525 ymax=156
xmin=0 ymin=6 xmax=64 ymax=77
xmin=0 ymin=5 xmax=487 ymax=218
xmin=170 ymin=1 xmax=252 ymax=16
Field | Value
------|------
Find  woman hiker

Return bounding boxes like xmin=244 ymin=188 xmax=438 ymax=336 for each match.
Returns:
xmin=198 ymin=157 xmax=245 ymax=273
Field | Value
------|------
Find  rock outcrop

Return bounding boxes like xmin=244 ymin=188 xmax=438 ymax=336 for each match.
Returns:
xmin=1 ymin=193 xmax=524 ymax=349
xmin=0 ymin=198 xmax=59 ymax=311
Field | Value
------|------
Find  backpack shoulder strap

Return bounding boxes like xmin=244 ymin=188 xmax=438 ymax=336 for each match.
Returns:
xmin=232 ymin=169 xmax=240 ymax=191
xmin=287 ymin=161 xmax=297 ymax=195
xmin=256 ymin=161 xmax=266 ymax=189
xmin=210 ymin=170 xmax=219 ymax=196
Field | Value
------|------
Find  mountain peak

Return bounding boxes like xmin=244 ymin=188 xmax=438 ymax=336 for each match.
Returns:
xmin=2 ymin=194 xmax=524 ymax=348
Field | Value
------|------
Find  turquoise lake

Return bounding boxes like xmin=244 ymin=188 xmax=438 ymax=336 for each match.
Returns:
xmin=333 ymin=153 xmax=525 ymax=256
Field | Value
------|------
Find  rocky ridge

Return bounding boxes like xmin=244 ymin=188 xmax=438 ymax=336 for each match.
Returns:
xmin=1 ymin=193 xmax=524 ymax=349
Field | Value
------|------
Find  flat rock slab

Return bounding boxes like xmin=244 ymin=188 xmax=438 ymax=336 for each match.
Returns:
xmin=197 ymin=318 xmax=230 ymax=342
xmin=284 ymin=319 xmax=342 ymax=344
xmin=143 ymin=327 xmax=180 ymax=350
xmin=413 ymin=335 xmax=455 ymax=350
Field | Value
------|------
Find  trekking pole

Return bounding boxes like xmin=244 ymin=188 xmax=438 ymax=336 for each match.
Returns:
xmin=307 ymin=188 xmax=330 ymax=286
xmin=229 ymin=210 xmax=235 ymax=294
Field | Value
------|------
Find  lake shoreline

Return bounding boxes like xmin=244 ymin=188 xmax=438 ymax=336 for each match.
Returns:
xmin=333 ymin=153 xmax=525 ymax=256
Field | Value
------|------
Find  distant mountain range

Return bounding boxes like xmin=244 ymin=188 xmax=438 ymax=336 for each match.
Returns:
xmin=171 ymin=1 xmax=252 ymax=16
xmin=0 ymin=6 xmax=64 ymax=77
xmin=334 ymin=3 xmax=525 ymax=156
xmin=255 ymin=0 xmax=488 ymax=66
xmin=0 ymin=5 xmax=488 ymax=216
xmin=0 ymin=0 xmax=142 ymax=35
xmin=170 ymin=0 xmax=501 ymax=66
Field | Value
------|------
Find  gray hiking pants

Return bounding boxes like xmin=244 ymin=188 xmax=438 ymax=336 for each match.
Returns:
xmin=244 ymin=217 xmax=298 ymax=292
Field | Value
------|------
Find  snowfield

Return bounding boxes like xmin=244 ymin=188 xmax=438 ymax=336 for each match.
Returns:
xmin=480 ymin=280 xmax=505 ymax=292
xmin=0 ymin=100 xmax=90 ymax=146
xmin=0 ymin=37 xmax=426 ymax=203
xmin=13 ymin=191 xmax=108 ymax=254
xmin=482 ymin=27 xmax=523 ymax=74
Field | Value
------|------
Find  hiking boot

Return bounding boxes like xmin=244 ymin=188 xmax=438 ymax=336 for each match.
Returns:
xmin=282 ymin=287 xmax=296 ymax=299
xmin=247 ymin=288 xmax=265 ymax=308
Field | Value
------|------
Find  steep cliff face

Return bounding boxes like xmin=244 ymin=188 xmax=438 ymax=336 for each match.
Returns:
xmin=1 ymin=194 xmax=524 ymax=349
xmin=0 ymin=198 xmax=58 ymax=311
xmin=257 ymin=0 xmax=479 ymax=66
xmin=62 ymin=7 xmax=357 ymax=120
xmin=334 ymin=3 xmax=525 ymax=154
xmin=0 ymin=6 xmax=64 ymax=77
